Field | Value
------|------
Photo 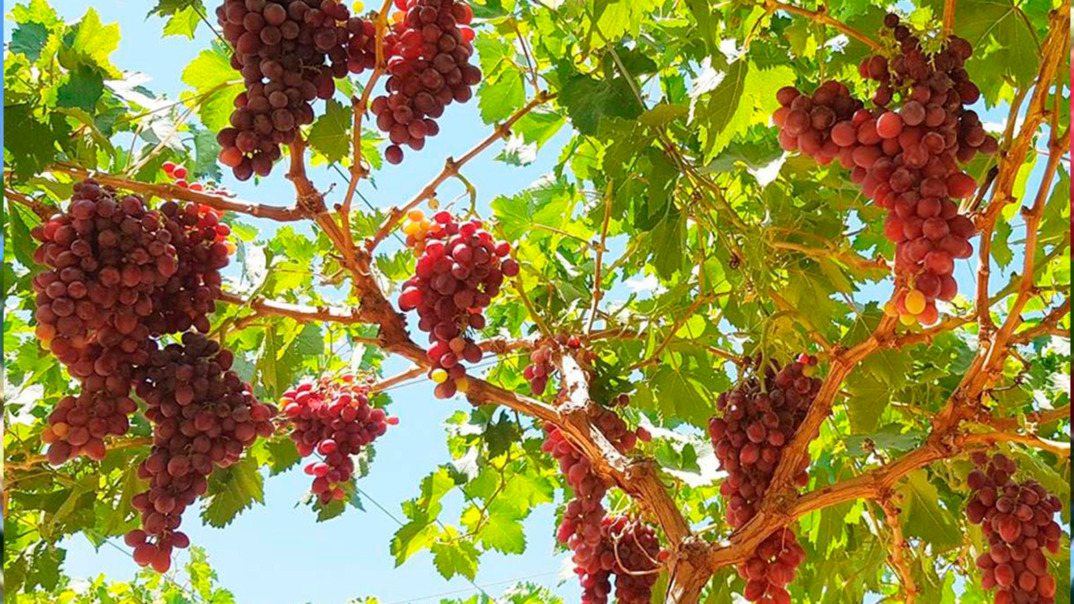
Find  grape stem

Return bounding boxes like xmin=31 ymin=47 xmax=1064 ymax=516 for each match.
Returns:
xmin=365 ymin=91 xmax=557 ymax=252
xmin=340 ymin=0 xmax=396 ymax=253
xmin=4 ymin=187 xmax=55 ymax=219
xmin=942 ymin=0 xmax=958 ymax=37
xmin=761 ymin=0 xmax=882 ymax=51
xmin=43 ymin=163 xmax=308 ymax=221
xmin=878 ymin=496 xmax=918 ymax=604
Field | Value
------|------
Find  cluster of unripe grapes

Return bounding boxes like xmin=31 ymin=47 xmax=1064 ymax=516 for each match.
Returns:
xmin=215 ymin=0 xmax=373 ymax=179
xmin=126 ymin=333 xmax=276 ymax=573
xmin=281 ymin=375 xmax=398 ymax=504
xmin=737 ymin=528 xmax=806 ymax=604
xmin=542 ymin=399 xmax=656 ymax=604
xmin=523 ymin=334 xmax=581 ymax=395
xmin=374 ymin=0 xmax=480 ymax=164
xmin=966 ymin=453 xmax=1062 ymax=604
xmin=707 ymin=354 xmax=819 ymax=602
xmin=397 ymin=211 xmax=518 ymax=399
xmin=774 ymin=14 xmax=994 ymax=325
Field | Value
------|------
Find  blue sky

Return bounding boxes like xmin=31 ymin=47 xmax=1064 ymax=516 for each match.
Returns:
xmin=6 ymin=3 xmax=1061 ymax=603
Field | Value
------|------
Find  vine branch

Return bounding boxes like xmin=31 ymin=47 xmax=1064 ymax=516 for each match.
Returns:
xmin=365 ymin=91 xmax=556 ymax=251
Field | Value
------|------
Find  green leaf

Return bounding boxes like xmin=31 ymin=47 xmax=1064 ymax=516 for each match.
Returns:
xmin=161 ymin=6 xmax=202 ymax=39
xmin=181 ymin=46 xmax=242 ymax=131
xmin=479 ymin=71 xmax=527 ymax=124
xmin=4 ymin=104 xmax=70 ymax=179
xmin=476 ymin=506 xmax=527 ymax=555
xmin=192 ymin=126 xmax=224 ymax=181
xmin=652 ymin=212 xmax=686 ymax=279
xmin=63 ymin=7 xmax=120 ymax=75
xmin=651 ymin=365 xmax=714 ymax=426
xmin=201 ymin=457 xmax=265 ymax=528
xmin=691 ymin=61 xmax=795 ymax=161
xmin=844 ymin=373 xmax=889 ymax=434
xmin=431 ymin=538 xmax=480 ymax=580
xmin=560 ymin=73 xmax=642 ymax=136
xmin=56 ymin=64 xmax=105 ymax=112
xmin=898 ymin=470 xmax=962 ymax=552
xmin=9 ymin=21 xmax=50 ymax=62
xmin=307 ymin=99 xmax=351 ymax=165
xmin=953 ymin=0 xmax=1042 ymax=89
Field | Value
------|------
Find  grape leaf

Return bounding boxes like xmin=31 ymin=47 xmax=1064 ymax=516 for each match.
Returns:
xmin=9 ymin=21 xmax=50 ymax=62
xmin=431 ymin=537 xmax=480 ymax=580
xmin=307 ymin=99 xmax=351 ymax=165
xmin=898 ymin=470 xmax=963 ymax=552
xmin=201 ymin=457 xmax=265 ymax=528
xmin=56 ymin=64 xmax=105 ymax=112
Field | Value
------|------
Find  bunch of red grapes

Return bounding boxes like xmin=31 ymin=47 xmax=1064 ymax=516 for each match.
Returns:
xmin=126 ymin=333 xmax=276 ymax=573
xmin=738 ymin=528 xmax=806 ymax=604
xmin=543 ymin=400 xmax=657 ymax=604
xmin=147 ymin=201 xmax=232 ymax=335
xmin=162 ymin=161 xmax=236 ymax=197
xmin=373 ymin=0 xmax=481 ymax=164
xmin=40 ymin=389 xmax=139 ymax=463
xmin=215 ymin=0 xmax=372 ymax=179
xmin=281 ymin=375 xmax=398 ymax=504
xmin=523 ymin=333 xmax=583 ymax=395
xmin=707 ymin=354 xmax=819 ymax=603
xmin=31 ymin=180 xmax=174 ymax=370
xmin=31 ymin=180 xmax=175 ymax=462
xmin=774 ymin=14 xmax=996 ymax=325
xmin=31 ymin=180 xmax=237 ymax=465
xmin=602 ymin=515 xmax=664 ymax=604
xmin=397 ymin=211 xmax=519 ymax=399
xmin=966 ymin=453 xmax=1062 ymax=604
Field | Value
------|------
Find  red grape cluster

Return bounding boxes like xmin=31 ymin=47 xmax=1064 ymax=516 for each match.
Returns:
xmin=544 ymin=421 xmax=614 ymax=603
xmin=543 ymin=413 xmax=659 ymax=604
xmin=967 ymin=453 xmax=1062 ymax=604
xmin=215 ymin=0 xmax=369 ymax=179
xmin=126 ymin=333 xmax=276 ymax=573
xmin=147 ymin=201 xmax=231 ymax=335
xmin=281 ymin=374 xmax=398 ymax=504
xmin=707 ymin=355 xmax=818 ymax=603
xmin=774 ymin=15 xmax=995 ymax=325
xmin=737 ymin=528 xmax=806 ymax=604
xmin=602 ymin=515 xmax=664 ymax=604
xmin=523 ymin=334 xmax=581 ymax=395
xmin=40 ymin=390 xmax=139 ymax=464
xmin=31 ymin=180 xmax=174 ymax=370
xmin=372 ymin=0 xmax=481 ymax=164
xmin=708 ymin=355 xmax=819 ymax=529
xmin=162 ymin=161 xmax=235 ymax=197
xmin=397 ymin=211 xmax=519 ymax=399
xmin=31 ymin=180 xmax=175 ymax=462
xmin=524 ymin=344 xmax=556 ymax=395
